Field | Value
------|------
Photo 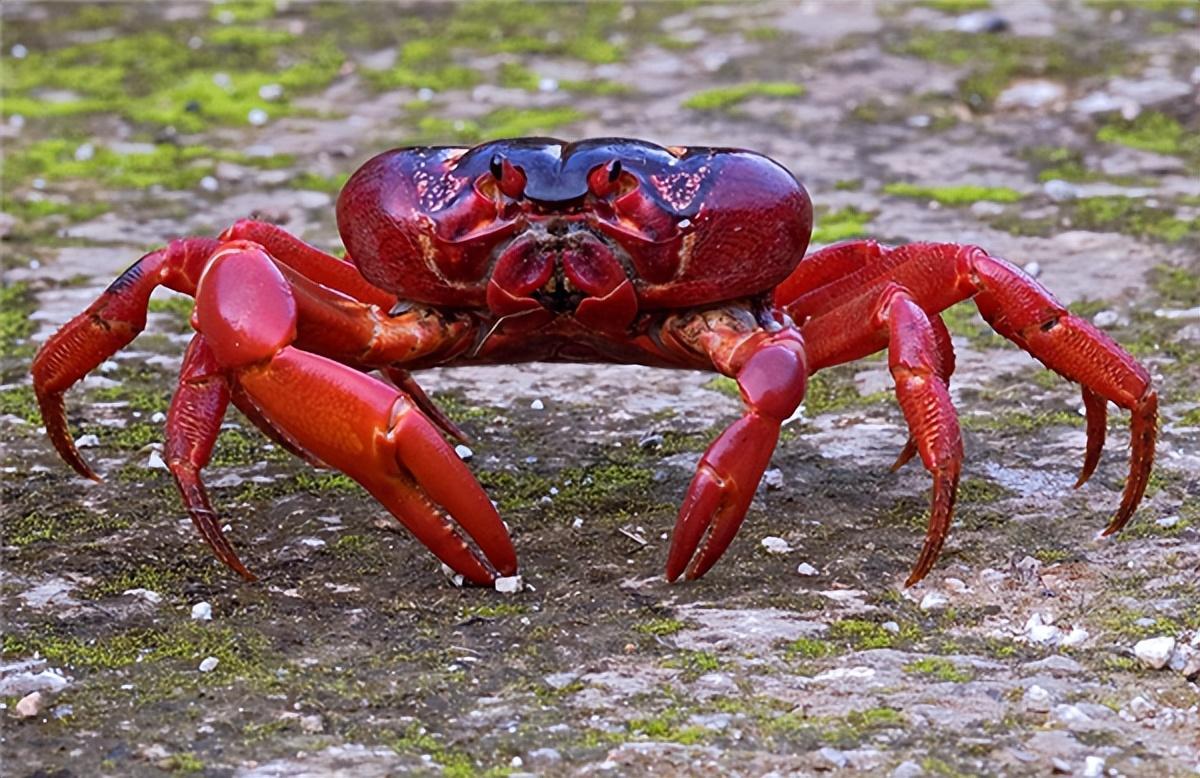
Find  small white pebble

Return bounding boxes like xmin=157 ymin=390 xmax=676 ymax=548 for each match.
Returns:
xmin=510 ymin=756 xmax=524 ymax=768
xmin=572 ymin=517 xmax=584 ymax=529
xmin=146 ymin=451 xmax=168 ymax=470
xmin=198 ymin=656 xmax=219 ymax=673
xmin=943 ymin=576 xmax=969 ymax=593
xmin=796 ymin=562 xmax=819 ymax=576
xmin=11 ymin=44 xmax=29 ymax=59
xmin=1083 ymin=756 xmax=1106 ymax=777
xmin=188 ymin=36 xmax=203 ymax=50
xmin=1133 ymin=636 xmax=1176 ymax=669
xmin=212 ymin=72 xmax=232 ymax=89
xmin=537 ymin=77 xmax=558 ymax=93
xmin=75 ymin=434 xmax=100 ymax=448
xmin=73 ymin=143 xmax=94 ymax=162
xmin=882 ymin=621 xmax=900 ymax=634
xmin=1023 ymin=684 xmax=1052 ymax=713
xmin=495 ymin=575 xmax=523 ymax=594
xmin=1155 ymin=515 xmax=1179 ymax=528
xmin=150 ymin=412 xmax=166 ymax=423
xmin=529 ymin=399 xmax=544 ymax=410
xmin=247 ymin=108 xmax=269 ymax=126
xmin=417 ymin=87 xmax=435 ymax=101
xmin=14 ymin=691 xmax=43 ymax=718
xmin=257 ymin=83 xmax=283 ymax=101
xmin=454 ymin=444 xmax=473 ymax=460
xmin=199 ymin=175 xmax=219 ymax=192
xmin=122 ymin=588 xmax=163 ymax=604
xmin=8 ymin=114 xmax=25 ymax=130
xmin=762 ymin=469 xmax=784 ymax=490
xmin=1060 ymin=626 xmax=1089 ymax=647
xmin=191 ymin=602 xmax=213 ymax=621
xmin=919 ymin=591 xmax=949 ymax=611
xmin=760 ymin=536 xmax=791 ymax=555
xmin=439 ymin=563 xmax=465 ymax=588
xmin=1092 ymin=310 xmax=1120 ymax=328
xmin=1021 ymin=260 xmax=1042 ymax=277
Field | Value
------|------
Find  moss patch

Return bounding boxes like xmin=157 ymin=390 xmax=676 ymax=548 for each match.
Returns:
xmin=1097 ymin=112 xmax=1200 ymax=160
xmin=811 ymin=206 xmax=873 ymax=245
xmin=683 ymin=82 xmax=805 ymax=112
xmin=410 ymin=107 xmax=586 ymax=144
xmin=883 ymin=182 xmax=1023 ymax=206
xmin=0 ymin=282 xmax=37 ymax=358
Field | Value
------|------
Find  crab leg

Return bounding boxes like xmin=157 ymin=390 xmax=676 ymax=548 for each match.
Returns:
xmin=892 ymin=311 xmax=955 ymax=472
xmin=665 ymin=330 xmax=808 ymax=581
xmin=193 ymin=243 xmax=515 ymax=583
xmin=31 ymin=237 xmax=220 ymax=480
xmin=877 ymin=285 xmax=964 ymax=585
xmin=779 ymin=240 xmax=1156 ymax=576
xmin=165 ymin=334 xmax=255 ymax=580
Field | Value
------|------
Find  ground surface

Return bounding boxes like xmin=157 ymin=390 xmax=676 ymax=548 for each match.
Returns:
xmin=1 ymin=1 xmax=1199 ymax=776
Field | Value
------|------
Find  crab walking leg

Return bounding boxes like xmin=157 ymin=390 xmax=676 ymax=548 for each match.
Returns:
xmin=165 ymin=334 xmax=256 ymax=581
xmin=782 ymin=240 xmax=1156 ymax=540
xmin=892 ymin=312 xmax=956 ymax=472
xmin=666 ymin=331 xmax=808 ymax=581
xmin=31 ymin=238 xmax=220 ymax=480
xmin=195 ymin=244 xmax=516 ymax=583
xmin=876 ymin=286 xmax=965 ymax=585
xmin=968 ymin=249 xmax=1156 ymax=533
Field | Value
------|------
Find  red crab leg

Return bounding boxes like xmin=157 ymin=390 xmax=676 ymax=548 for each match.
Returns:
xmin=195 ymin=243 xmax=515 ymax=584
xmin=877 ymin=285 xmax=964 ymax=585
xmin=166 ymin=333 xmax=255 ymax=580
xmin=780 ymin=240 xmax=1156 ymax=572
xmin=31 ymin=237 xmax=220 ymax=480
xmin=665 ymin=329 xmax=808 ymax=581
xmin=892 ymin=311 xmax=955 ymax=472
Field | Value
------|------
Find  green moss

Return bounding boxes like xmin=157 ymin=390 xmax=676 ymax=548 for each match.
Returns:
xmin=210 ymin=0 xmax=278 ymax=22
xmin=2 ymin=622 xmax=267 ymax=679
xmin=829 ymin=619 xmax=900 ymax=650
xmin=2 ymin=26 xmax=342 ymax=129
xmin=1066 ymin=196 xmax=1198 ymax=243
xmin=4 ymin=140 xmax=294 ymax=192
xmin=0 ymin=195 xmax=110 ymax=223
xmin=920 ymin=0 xmax=991 ymax=10
xmin=290 ymin=170 xmax=351 ymax=193
xmin=883 ymin=182 xmax=1023 ymax=206
xmin=1098 ymin=112 xmax=1200 ymax=159
xmin=1150 ymin=263 xmax=1200 ymax=307
xmin=626 ymin=710 xmax=709 ymax=745
xmin=461 ymin=603 xmax=526 ymax=619
xmin=0 ymin=282 xmax=37 ymax=358
xmin=411 ymin=106 xmax=586 ymax=144
xmin=385 ymin=722 xmax=503 ymax=777
xmin=5 ymin=505 xmax=132 ymax=547
xmin=683 ymin=82 xmax=805 ymax=111
xmin=784 ymin=637 xmax=837 ymax=659
xmin=957 ymin=477 xmax=1012 ymax=504
xmin=636 ymin=617 xmax=686 ymax=636
xmin=903 ymin=657 xmax=974 ymax=682
xmin=892 ymin=30 xmax=1127 ymax=111
xmin=804 ymin=369 xmax=891 ymax=415
xmin=662 ymin=649 xmax=723 ymax=678
xmin=211 ymin=427 xmax=289 ymax=466
xmin=811 ymin=206 xmax=873 ymax=245
xmin=703 ymin=375 xmax=742 ymax=400
xmin=99 ymin=421 xmax=161 ymax=451
xmin=0 ymin=385 xmax=41 ymax=425
xmin=162 ymin=752 xmax=205 ymax=774
xmin=961 ymin=408 xmax=1083 ymax=432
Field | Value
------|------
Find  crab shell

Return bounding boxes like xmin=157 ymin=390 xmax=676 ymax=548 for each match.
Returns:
xmin=335 ymin=138 xmax=813 ymax=313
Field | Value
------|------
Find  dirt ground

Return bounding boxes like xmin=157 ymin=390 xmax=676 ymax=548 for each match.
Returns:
xmin=2 ymin=1 xmax=1199 ymax=776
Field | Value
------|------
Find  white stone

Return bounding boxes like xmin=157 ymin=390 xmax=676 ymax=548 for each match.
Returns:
xmin=817 ymin=747 xmax=848 ymax=769
xmin=455 ymin=444 xmax=474 ymax=460
xmin=919 ymin=591 xmax=949 ymax=611
xmin=191 ymin=602 xmax=212 ymax=621
xmin=1133 ymin=636 xmax=1176 ymax=669
xmin=495 ymin=575 xmax=523 ymax=594
xmin=146 ymin=450 xmax=167 ymax=470
xmin=440 ymin=563 xmax=464 ymax=588
xmin=760 ymin=536 xmax=791 ymax=555
xmin=1126 ymin=695 xmax=1155 ymax=720
xmin=537 ymin=77 xmax=558 ymax=93
xmin=258 ymin=83 xmax=284 ymax=101
xmin=1060 ymin=626 xmax=1089 ymax=648
xmin=1023 ymin=684 xmax=1052 ymax=713
xmin=1092 ymin=310 xmax=1120 ymax=328
xmin=1024 ymin=612 xmax=1061 ymax=644
xmin=1083 ymin=756 xmax=1105 ymax=777
xmin=882 ymin=621 xmax=900 ymax=634
xmin=796 ymin=562 xmax=819 ymax=576
xmin=996 ymin=79 xmax=1065 ymax=110
xmin=248 ymin=108 xmax=269 ymax=126
xmin=199 ymin=175 xmax=219 ymax=192
xmin=1043 ymin=179 xmax=1078 ymax=202
xmin=529 ymin=399 xmax=544 ymax=410
xmin=11 ymin=44 xmax=29 ymax=59
xmin=762 ymin=468 xmax=784 ymax=490
xmin=122 ymin=588 xmax=163 ymax=604
xmin=198 ymin=656 xmax=219 ymax=673
xmin=14 ymin=691 xmax=44 ymax=718
xmin=73 ymin=143 xmax=94 ymax=162
xmin=74 ymin=434 xmax=100 ymax=448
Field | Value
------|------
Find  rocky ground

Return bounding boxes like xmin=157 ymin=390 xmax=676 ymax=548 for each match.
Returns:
xmin=1 ymin=1 xmax=1198 ymax=776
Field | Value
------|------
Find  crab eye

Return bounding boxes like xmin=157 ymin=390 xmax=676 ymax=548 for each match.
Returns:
xmin=488 ymin=154 xmax=526 ymax=199
xmin=588 ymin=160 xmax=624 ymax=198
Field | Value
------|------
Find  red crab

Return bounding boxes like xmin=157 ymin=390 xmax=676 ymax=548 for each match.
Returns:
xmin=31 ymin=138 xmax=1157 ymax=587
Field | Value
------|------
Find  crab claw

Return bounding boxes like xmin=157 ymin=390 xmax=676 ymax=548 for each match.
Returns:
xmin=666 ymin=335 xmax=807 ymax=581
